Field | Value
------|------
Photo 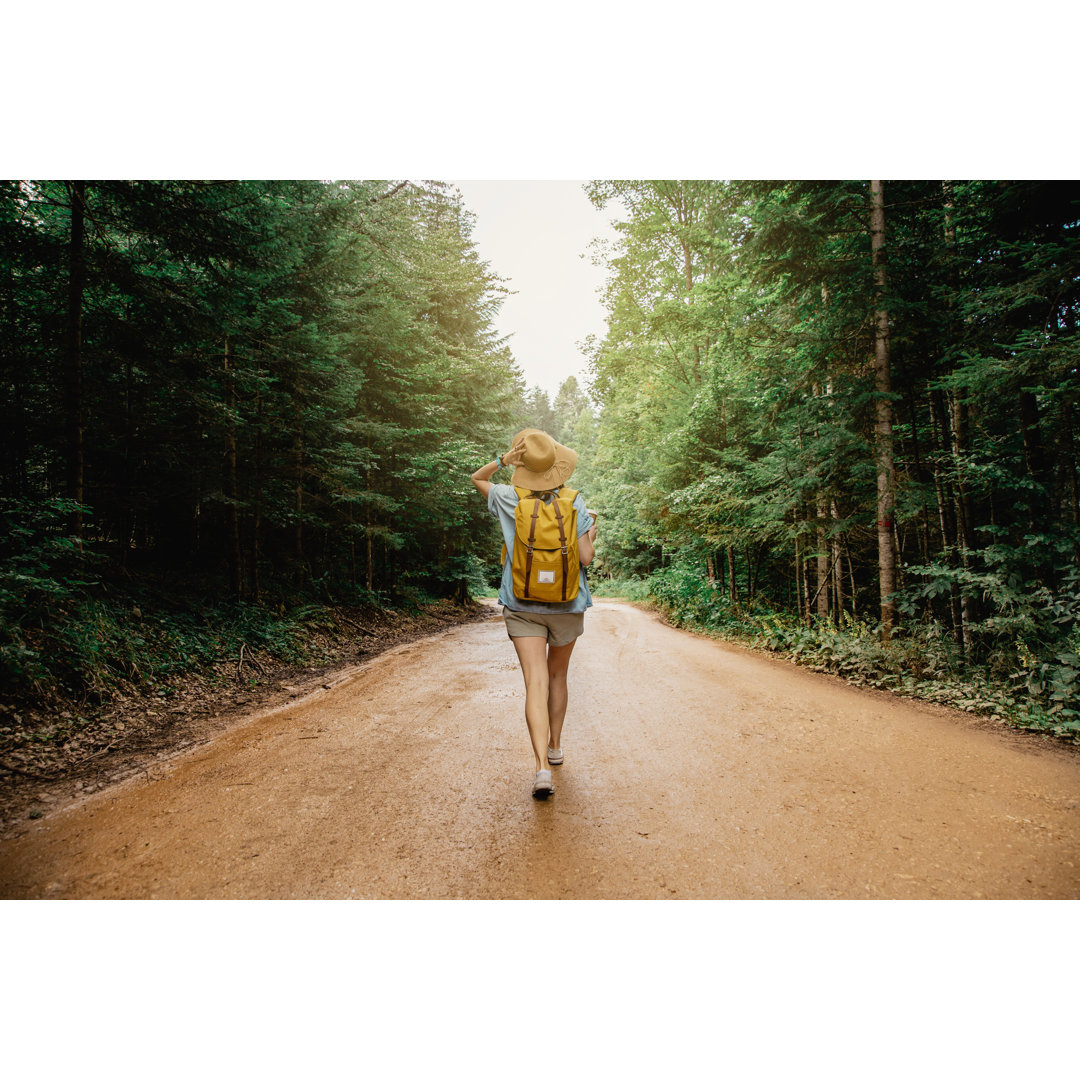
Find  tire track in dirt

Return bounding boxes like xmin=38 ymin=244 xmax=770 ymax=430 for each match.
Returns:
xmin=1 ymin=600 xmax=1078 ymax=899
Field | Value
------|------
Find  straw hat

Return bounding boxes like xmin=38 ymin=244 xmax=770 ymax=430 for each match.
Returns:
xmin=506 ymin=429 xmax=578 ymax=490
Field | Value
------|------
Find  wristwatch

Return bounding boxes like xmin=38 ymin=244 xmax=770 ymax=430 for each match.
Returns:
xmin=495 ymin=453 xmax=504 ymax=468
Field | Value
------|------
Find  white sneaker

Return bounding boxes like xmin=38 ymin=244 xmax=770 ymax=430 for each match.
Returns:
xmin=546 ymin=747 xmax=563 ymax=765
xmin=532 ymin=769 xmax=554 ymax=799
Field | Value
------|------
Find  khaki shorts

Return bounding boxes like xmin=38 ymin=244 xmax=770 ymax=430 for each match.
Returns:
xmin=503 ymin=609 xmax=585 ymax=648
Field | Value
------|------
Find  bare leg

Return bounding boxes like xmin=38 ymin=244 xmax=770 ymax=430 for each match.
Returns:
xmin=511 ymin=636 xmax=551 ymax=772
xmin=546 ymin=639 xmax=576 ymax=751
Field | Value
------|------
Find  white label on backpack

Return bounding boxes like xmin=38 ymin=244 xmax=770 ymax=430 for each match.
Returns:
xmin=538 ymin=570 xmax=555 ymax=584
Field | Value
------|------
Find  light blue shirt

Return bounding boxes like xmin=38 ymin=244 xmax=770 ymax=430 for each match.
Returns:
xmin=487 ymin=484 xmax=594 ymax=613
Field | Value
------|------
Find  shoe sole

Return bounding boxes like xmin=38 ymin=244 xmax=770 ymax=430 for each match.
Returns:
xmin=532 ymin=784 xmax=554 ymax=799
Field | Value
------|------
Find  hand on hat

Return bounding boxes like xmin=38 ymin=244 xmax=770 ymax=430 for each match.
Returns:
xmin=502 ymin=441 xmax=527 ymax=467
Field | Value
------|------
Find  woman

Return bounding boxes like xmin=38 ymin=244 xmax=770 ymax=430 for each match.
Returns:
xmin=471 ymin=429 xmax=597 ymax=799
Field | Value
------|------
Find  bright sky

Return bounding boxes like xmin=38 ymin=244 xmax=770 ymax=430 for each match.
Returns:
xmin=450 ymin=181 xmax=622 ymax=403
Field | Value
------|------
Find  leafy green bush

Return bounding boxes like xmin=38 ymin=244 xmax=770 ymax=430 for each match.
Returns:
xmin=901 ymin=539 xmax=1080 ymax=733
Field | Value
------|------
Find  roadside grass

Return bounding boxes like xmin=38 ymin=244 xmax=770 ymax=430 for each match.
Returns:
xmin=588 ymin=576 xmax=652 ymax=602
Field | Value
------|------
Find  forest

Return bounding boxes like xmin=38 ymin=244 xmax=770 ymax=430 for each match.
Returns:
xmin=576 ymin=181 xmax=1080 ymax=738
xmin=1 ymin=179 xmax=1078 ymax=747
xmin=0 ymin=180 xmax=525 ymax=731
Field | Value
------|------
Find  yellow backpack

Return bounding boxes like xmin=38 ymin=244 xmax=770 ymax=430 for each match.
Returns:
xmin=502 ymin=486 xmax=580 ymax=603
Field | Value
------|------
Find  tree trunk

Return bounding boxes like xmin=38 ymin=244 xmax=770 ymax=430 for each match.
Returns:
xmin=948 ymin=394 xmax=976 ymax=550
xmin=293 ymin=390 xmax=305 ymax=592
xmin=904 ymin=381 xmax=932 ymax=565
xmin=831 ymin=499 xmax=844 ymax=619
xmin=349 ymin=502 xmax=357 ymax=591
xmin=224 ymin=336 xmax=243 ymax=599
xmin=252 ymin=385 xmax=263 ymax=602
xmin=816 ymin=493 xmax=830 ymax=619
xmin=750 ymin=545 xmax=761 ymax=601
xmin=193 ymin=491 xmax=202 ymax=562
xmin=870 ymin=180 xmax=897 ymax=640
xmin=365 ymin=463 xmax=374 ymax=593
xmin=845 ymin=540 xmax=857 ymax=617
xmin=928 ymin=389 xmax=965 ymax=650
xmin=120 ymin=351 xmax=134 ymax=568
xmin=794 ymin=521 xmax=804 ymax=622
xmin=796 ymin=507 xmax=812 ymax=623
xmin=811 ymin=381 xmax=830 ymax=619
xmin=948 ymin=391 xmax=978 ymax=648
xmin=940 ymin=185 xmax=974 ymax=653
xmin=64 ymin=181 xmax=87 ymax=538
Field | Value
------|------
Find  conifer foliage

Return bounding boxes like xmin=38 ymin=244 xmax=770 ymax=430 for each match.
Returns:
xmin=0 ymin=180 xmax=521 ymax=702
xmin=584 ymin=180 xmax=1080 ymax=734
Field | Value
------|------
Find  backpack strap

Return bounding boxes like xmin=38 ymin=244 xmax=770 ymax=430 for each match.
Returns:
xmin=551 ymin=497 xmax=570 ymax=601
xmin=522 ymin=489 xmax=542 ymax=599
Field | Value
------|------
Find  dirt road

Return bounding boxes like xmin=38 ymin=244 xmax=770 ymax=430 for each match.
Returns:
xmin=2 ymin=600 xmax=1078 ymax=899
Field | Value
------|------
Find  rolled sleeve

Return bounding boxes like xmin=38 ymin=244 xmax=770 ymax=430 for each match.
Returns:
xmin=574 ymin=493 xmax=593 ymax=536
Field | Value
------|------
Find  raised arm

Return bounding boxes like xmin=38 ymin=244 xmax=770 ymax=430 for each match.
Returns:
xmin=471 ymin=441 xmax=526 ymax=498
xmin=470 ymin=458 xmax=501 ymax=499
